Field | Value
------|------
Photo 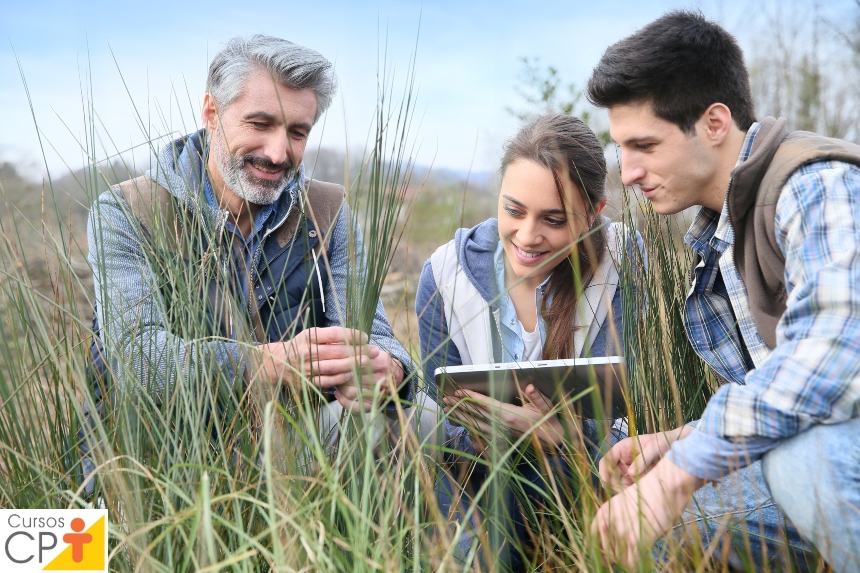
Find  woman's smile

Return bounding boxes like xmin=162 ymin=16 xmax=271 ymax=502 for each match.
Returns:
xmin=511 ymin=241 xmax=550 ymax=262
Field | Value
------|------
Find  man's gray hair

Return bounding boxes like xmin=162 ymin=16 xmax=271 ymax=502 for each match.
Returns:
xmin=206 ymin=35 xmax=337 ymax=123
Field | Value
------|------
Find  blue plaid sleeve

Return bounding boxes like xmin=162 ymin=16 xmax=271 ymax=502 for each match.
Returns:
xmin=670 ymin=160 xmax=860 ymax=479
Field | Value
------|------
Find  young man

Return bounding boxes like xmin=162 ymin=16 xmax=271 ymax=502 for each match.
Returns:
xmin=586 ymin=11 xmax=860 ymax=571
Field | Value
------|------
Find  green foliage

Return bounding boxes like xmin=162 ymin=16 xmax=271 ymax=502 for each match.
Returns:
xmin=344 ymin=55 xmax=420 ymax=334
xmin=405 ymin=181 xmax=494 ymax=249
xmin=616 ymin=186 xmax=719 ymax=433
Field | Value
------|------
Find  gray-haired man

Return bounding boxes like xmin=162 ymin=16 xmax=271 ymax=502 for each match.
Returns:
xmin=88 ymin=35 xmax=412 ymax=431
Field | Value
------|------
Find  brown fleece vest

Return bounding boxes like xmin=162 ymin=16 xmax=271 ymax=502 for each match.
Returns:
xmin=118 ymin=175 xmax=345 ymax=342
xmin=715 ymin=116 xmax=860 ymax=349
xmin=118 ymin=176 xmax=344 ymax=254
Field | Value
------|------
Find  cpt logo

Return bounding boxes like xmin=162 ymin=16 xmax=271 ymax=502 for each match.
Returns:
xmin=0 ymin=510 xmax=107 ymax=572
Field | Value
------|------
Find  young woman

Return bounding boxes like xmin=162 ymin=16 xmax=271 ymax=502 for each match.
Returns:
xmin=415 ymin=113 xmax=638 ymax=568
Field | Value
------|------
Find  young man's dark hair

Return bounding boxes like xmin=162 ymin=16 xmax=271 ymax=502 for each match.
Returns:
xmin=586 ymin=10 xmax=756 ymax=134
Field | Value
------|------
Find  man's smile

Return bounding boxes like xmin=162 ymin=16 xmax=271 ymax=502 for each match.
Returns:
xmin=244 ymin=156 xmax=290 ymax=180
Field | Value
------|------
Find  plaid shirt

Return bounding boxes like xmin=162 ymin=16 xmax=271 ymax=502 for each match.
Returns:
xmin=668 ymin=123 xmax=860 ymax=480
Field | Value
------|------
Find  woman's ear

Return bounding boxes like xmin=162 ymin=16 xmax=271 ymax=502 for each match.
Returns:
xmin=588 ymin=199 xmax=607 ymax=226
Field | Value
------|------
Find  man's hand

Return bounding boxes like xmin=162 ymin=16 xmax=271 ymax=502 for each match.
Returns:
xmin=599 ymin=424 xmax=695 ymax=492
xmin=256 ymin=327 xmax=405 ymax=414
xmin=258 ymin=326 xmax=374 ymax=387
xmin=591 ymin=457 xmax=705 ymax=568
xmin=443 ymin=384 xmax=567 ymax=448
xmin=334 ymin=351 xmax=404 ymax=413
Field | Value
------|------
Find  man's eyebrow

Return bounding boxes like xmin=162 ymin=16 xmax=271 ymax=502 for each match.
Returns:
xmin=243 ymin=111 xmax=278 ymax=123
xmin=289 ymin=121 xmax=313 ymax=133
xmin=242 ymin=112 xmax=312 ymax=133
xmin=501 ymin=195 xmax=565 ymax=215
xmin=622 ymin=136 xmax=656 ymax=146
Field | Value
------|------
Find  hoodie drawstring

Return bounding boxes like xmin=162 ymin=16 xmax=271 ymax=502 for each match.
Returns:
xmin=313 ymin=249 xmax=326 ymax=314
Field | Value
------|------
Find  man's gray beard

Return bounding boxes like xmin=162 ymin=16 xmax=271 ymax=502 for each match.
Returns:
xmin=211 ymin=129 xmax=295 ymax=206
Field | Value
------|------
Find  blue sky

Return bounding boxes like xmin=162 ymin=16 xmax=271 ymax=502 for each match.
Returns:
xmin=0 ymin=0 xmax=854 ymax=177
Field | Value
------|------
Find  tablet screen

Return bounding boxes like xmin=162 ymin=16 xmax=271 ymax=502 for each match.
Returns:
xmin=434 ymin=357 xmax=626 ymax=419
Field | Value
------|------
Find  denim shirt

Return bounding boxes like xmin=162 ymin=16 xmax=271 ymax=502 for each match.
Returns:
xmin=493 ymin=240 xmax=550 ymax=362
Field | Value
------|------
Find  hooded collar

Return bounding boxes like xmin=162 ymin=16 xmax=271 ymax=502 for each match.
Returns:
xmin=726 ymin=117 xmax=788 ymax=228
xmin=452 ymin=218 xmax=501 ymax=302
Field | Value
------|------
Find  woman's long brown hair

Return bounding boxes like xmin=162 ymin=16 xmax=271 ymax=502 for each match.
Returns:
xmin=500 ymin=114 xmax=608 ymax=360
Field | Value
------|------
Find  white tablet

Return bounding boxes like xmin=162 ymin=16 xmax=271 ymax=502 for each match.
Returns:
xmin=434 ymin=356 xmax=626 ymax=419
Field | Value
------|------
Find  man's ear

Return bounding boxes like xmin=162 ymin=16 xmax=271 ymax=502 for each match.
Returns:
xmin=698 ymin=103 xmax=733 ymax=146
xmin=202 ymin=93 xmax=219 ymax=132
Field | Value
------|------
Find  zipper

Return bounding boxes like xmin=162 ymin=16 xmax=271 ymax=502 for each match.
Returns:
xmin=218 ymin=210 xmax=230 ymax=281
xmin=246 ymin=192 xmax=297 ymax=314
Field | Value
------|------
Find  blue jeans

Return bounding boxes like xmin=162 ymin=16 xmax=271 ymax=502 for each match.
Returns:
xmin=664 ymin=418 xmax=860 ymax=572
xmin=764 ymin=417 xmax=860 ymax=572
xmin=660 ymin=460 xmax=815 ymax=570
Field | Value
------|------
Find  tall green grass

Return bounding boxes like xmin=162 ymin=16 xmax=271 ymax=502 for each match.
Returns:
xmin=0 ymin=54 xmax=817 ymax=572
xmin=616 ymin=184 xmax=720 ymax=437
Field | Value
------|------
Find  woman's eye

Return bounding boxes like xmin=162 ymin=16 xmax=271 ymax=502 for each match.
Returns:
xmin=546 ymin=218 xmax=566 ymax=227
xmin=503 ymin=205 xmax=522 ymax=217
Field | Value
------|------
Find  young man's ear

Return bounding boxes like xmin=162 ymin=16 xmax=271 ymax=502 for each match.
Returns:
xmin=201 ymin=93 xmax=219 ymax=132
xmin=698 ymin=103 xmax=734 ymax=146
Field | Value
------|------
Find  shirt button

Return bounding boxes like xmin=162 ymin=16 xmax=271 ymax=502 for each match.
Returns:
xmin=257 ymin=295 xmax=263 ymax=300
xmin=515 ymin=354 xmax=519 ymax=359
xmin=309 ymin=230 xmax=318 ymax=238
xmin=509 ymin=319 xmax=515 ymax=325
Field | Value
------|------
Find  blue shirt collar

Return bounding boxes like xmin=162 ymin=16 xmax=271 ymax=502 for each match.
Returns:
xmin=736 ymin=122 xmax=761 ymax=166
xmin=493 ymin=240 xmax=550 ymax=359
